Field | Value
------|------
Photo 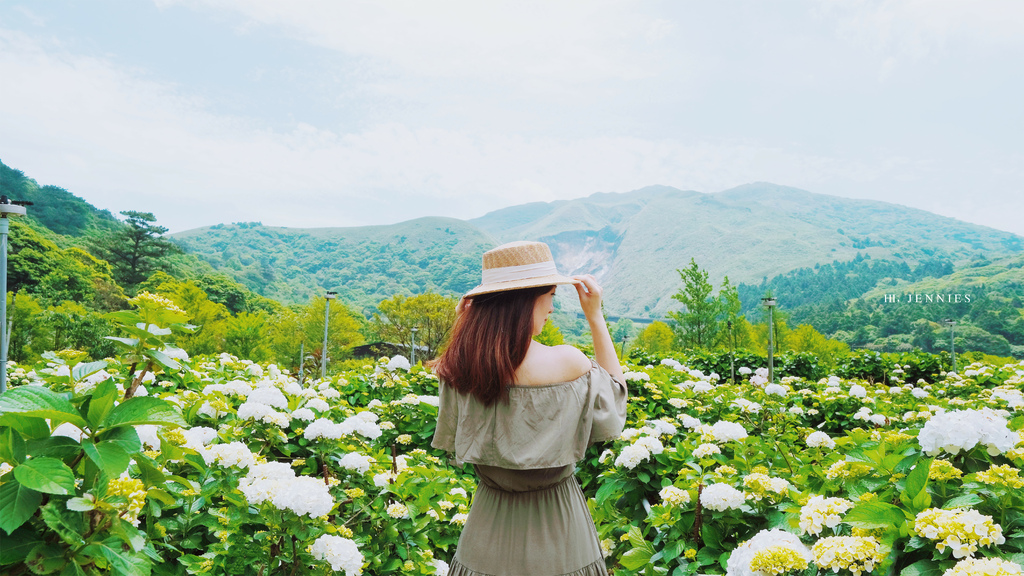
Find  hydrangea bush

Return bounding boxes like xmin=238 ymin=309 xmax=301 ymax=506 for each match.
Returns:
xmin=1 ymin=294 xmax=1023 ymax=575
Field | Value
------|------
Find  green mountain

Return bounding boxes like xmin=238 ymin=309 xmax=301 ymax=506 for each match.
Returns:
xmin=0 ymin=160 xmax=121 ymax=239
xmin=471 ymin=183 xmax=1022 ymax=316
xmin=171 ymin=218 xmax=494 ymax=314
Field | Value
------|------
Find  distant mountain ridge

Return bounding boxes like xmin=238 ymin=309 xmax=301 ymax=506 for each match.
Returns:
xmin=173 ymin=183 xmax=1022 ymax=317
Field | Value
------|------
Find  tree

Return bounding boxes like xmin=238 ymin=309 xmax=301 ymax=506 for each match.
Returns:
xmin=534 ymin=320 xmax=565 ymax=346
xmin=635 ymin=321 xmax=674 ymax=355
xmin=668 ymin=258 xmax=722 ymax=350
xmin=90 ymin=211 xmax=180 ymax=290
xmin=370 ymin=293 xmax=459 ymax=360
xmin=268 ymin=297 xmax=365 ymax=373
xmin=225 ymin=311 xmax=271 ymax=361
xmin=788 ymin=324 xmax=849 ymax=369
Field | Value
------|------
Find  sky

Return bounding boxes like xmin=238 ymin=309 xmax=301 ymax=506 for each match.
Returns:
xmin=1 ymin=0 xmax=1022 ymax=236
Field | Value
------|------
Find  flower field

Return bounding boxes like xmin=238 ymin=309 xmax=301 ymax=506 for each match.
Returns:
xmin=1 ymin=294 xmax=1023 ymax=575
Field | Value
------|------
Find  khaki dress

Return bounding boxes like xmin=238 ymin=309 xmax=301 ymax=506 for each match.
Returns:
xmin=432 ymin=361 xmax=628 ymax=576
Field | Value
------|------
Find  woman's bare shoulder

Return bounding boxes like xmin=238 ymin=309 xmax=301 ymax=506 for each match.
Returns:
xmin=517 ymin=343 xmax=592 ymax=385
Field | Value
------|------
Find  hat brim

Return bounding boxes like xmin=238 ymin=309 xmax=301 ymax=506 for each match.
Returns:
xmin=464 ymin=274 xmax=578 ymax=298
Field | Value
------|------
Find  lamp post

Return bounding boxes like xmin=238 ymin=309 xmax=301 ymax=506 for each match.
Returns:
xmin=727 ymin=320 xmax=735 ymax=386
xmin=0 ymin=196 xmax=27 ymax=394
xmin=321 ymin=291 xmax=337 ymax=380
xmin=410 ymin=327 xmax=418 ymax=366
xmin=762 ymin=296 xmax=777 ymax=384
xmin=943 ymin=319 xmax=957 ymax=373
xmin=620 ymin=334 xmax=627 ymax=359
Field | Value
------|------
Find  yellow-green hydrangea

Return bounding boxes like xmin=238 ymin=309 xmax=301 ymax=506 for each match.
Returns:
xmin=929 ymin=459 xmax=963 ymax=482
xmin=107 ymin=476 xmax=147 ymax=525
xmin=799 ymin=495 xmax=854 ymax=536
xmin=826 ymin=461 xmax=873 ymax=480
xmin=749 ymin=545 xmax=810 ymax=575
xmin=914 ymin=508 xmax=1005 ymax=559
xmin=743 ymin=473 xmax=789 ymax=502
xmin=973 ymin=464 xmax=1024 ymax=489
xmin=942 ymin=557 xmax=1023 ymax=576
xmin=811 ymin=536 xmax=885 ymax=576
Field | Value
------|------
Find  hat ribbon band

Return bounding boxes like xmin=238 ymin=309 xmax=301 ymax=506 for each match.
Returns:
xmin=481 ymin=261 xmax=559 ymax=284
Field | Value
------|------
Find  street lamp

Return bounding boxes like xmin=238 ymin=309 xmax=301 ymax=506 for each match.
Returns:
xmin=762 ymin=296 xmax=777 ymax=384
xmin=322 ymin=291 xmax=337 ymax=380
xmin=410 ymin=327 xmax=419 ymax=366
xmin=943 ymin=319 xmax=957 ymax=373
xmin=727 ymin=320 xmax=735 ymax=386
xmin=0 ymin=196 xmax=27 ymax=394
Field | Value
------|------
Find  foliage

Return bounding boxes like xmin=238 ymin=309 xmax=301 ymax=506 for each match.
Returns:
xmin=669 ymin=259 xmax=724 ymax=350
xmin=534 ymin=320 xmax=565 ymax=346
xmin=89 ymin=211 xmax=181 ymax=291
xmin=370 ymin=294 xmax=459 ymax=360
xmin=2 ymin=293 xmax=1024 ymax=575
xmin=635 ymin=321 xmax=675 ymax=355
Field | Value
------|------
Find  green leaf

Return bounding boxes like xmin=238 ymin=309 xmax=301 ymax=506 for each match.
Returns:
xmin=942 ymin=493 xmax=984 ymax=509
xmin=628 ymin=525 xmax=647 ymax=549
xmin=904 ymin=457 xmax=931 ymax=500
xmin=87 ymin=380 xmax=118 ymax=429
xmin=105 ymin=336 xmax=140 ymax=348
xmin=25 ymin=543 xmax=67 ymax=574
xmin=72 ymin=361 xmax=108 ymax=382
xmin=596 ymin=478 xmax=624 ymax=505
xmin=81 ymin=537 xmax=152 ymax=576
xmin=0 ymin=480 xmax=42 ymax=535
xmin=621 ymin=546 xmax=655 ymax=571
xmin=83 ymin=441 xmax=130 ymax=479
xmin=0 ymin=415 xmax=50 ymax=439
xmin=910 ymin=489 xmax=932 ymax=512
xmin=844 ymin=501 xmax=906 ymax=529
xmin=26 ymin=436 xmax=83 ymax=461
xmin=98 ymin=426 xmax=142 ymax=455
xmin=0 ymin=387 xmax=89 ymax=430
xmin=0 ymin=427 xmax=26 ymax=465
xmin=13 ymin=457 xmax=76 ymax=495
xmin=66 ymin=497 xmax=95 ymax=512
xmin=60 ymin=562 xmax=88 ymax=576
xmin=101 ymin=397 xmax=186 ymax=430
xmin=0 ymin=525 xmax=42 ymax=565
xmin=40 ymin=501 xmax=86 ymax=547
xmin=899 ymin=559 xmax=943 ymax=576
xmin=145 ymin=349 xmax=180 ymax=371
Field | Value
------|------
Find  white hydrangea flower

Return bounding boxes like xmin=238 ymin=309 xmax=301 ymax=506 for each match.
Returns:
xmin=291 ymin=408 xmax=316 ymax=422
xmin=201 ymin=442 xmax=255 ymax=469
xmin=692 ymin=381 xmax=715 ymax=393
xmin=181 ymin=426 xmax=218 ymax=450
xmin=659 ymin=486 xmax=691 ymax=507
xmin=624 ymin=371 xmax=650 ymax=382
xmin=764 ymin=383 xmax=788 ymax=396
xmin=635 ymin=436 xmax=664 ymax=456
xmin=799 ymin=495 xmax=854 ymax=536
xmin=680 ymin=415 xmax=701 ymax=429
xmin=614 ymin=443 xmax=651 ymax=469
xmin=339 ymin=452 xmax=373 ymax=474
xmin=387 ymin=355 xmax=411 ymax=371
xmin=306 ymin=398 xmax=330 ymax=412
xmin=430 ymin=558 xmax=450 ymax=576
xmin=647 ymin=419 xmax=677 ymax=437
xmin=310 ymin=535 xmax=363 ymax=576
xmin=304 ymin=418 xmax=345 ymax=441
xmin=693 ymin=443 xmax=721 ymax=458
xmin=660 ymin=358 xmax=682 ymax=369
xmin=710 ymin=421 xmax=748 ymax=443
xmin=726 ymin=528 xmax=812 ymax=576
xmin=247 ymin=387 xmax=287 ymax=408
xmin=806 ymin=432 xmax=836 ymax=449
xmin=738 ymin=367 xmax=752 ymax=375
xmin=918 ymin=409 xmax=1017 ymax=456
xmin=272 ymin=476 xmax=334 ymax=517
xmin=849 ymin=384 xmax=867 ymax=398
xmin=700 ymin=483 xmax=745 ymax=511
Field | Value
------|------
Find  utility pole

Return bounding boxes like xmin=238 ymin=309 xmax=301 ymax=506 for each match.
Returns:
xmin=762 ymin=296 xmax=777 ymax=384
xmin=0 ymin=196 xmax=27 ymax=394
xmin=322 ymin=291 xmax=337 ymax=380
xmin=944 ymin=319 xmax=957 ymax=373
xmin=410 ymin=327 xmax=418 ymax=365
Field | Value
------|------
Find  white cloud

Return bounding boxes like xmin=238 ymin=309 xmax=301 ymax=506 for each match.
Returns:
xmin=155 ymin=0 xmax=673 ymax=91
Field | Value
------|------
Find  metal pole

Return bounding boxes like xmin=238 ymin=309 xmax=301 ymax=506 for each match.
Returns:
xmin=298 ymin=342 xmax=304 ymax=386
xmin=410 ymin=327 xmax=418 ymax=365
xmin=321 ymin=292 xmax=335 ymax=380
xmin=943 ymin=319 xmax=957 ymax=373
xmin=0 ymin=218 xmax=8 ymax=394
xmin=728 ymin=320 xmax=735 ymax=386
xmin=767 ymin=306 xmax=774 ymax=384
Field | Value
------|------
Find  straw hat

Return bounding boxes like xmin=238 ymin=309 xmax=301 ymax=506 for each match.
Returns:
xmin=464 ymin=241 xmax=576 ymax=297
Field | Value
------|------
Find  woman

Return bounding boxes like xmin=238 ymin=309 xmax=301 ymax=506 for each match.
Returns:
xmin=431 ymin=240 xmax=628 ymax=576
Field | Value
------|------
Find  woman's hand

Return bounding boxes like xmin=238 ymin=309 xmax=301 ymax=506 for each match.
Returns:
xmin=572 ymin=275 xmax=603 ymax=321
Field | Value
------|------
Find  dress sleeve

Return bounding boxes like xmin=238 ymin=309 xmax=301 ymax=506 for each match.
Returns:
xmin=430 ymin=381 xmax=458 ymax=453
xmin=587 ymin=361 xmax=628 ymax=444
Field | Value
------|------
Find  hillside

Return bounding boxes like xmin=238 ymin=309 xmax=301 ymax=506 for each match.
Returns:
xmin=171 ymin=218 xmax=495 ymax=313
xmin=472 ymin=183 xmax=1022 ymax=316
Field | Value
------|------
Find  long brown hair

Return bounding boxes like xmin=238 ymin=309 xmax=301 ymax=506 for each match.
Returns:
xmin=431 ymin=285 xmax=553 ymax=406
